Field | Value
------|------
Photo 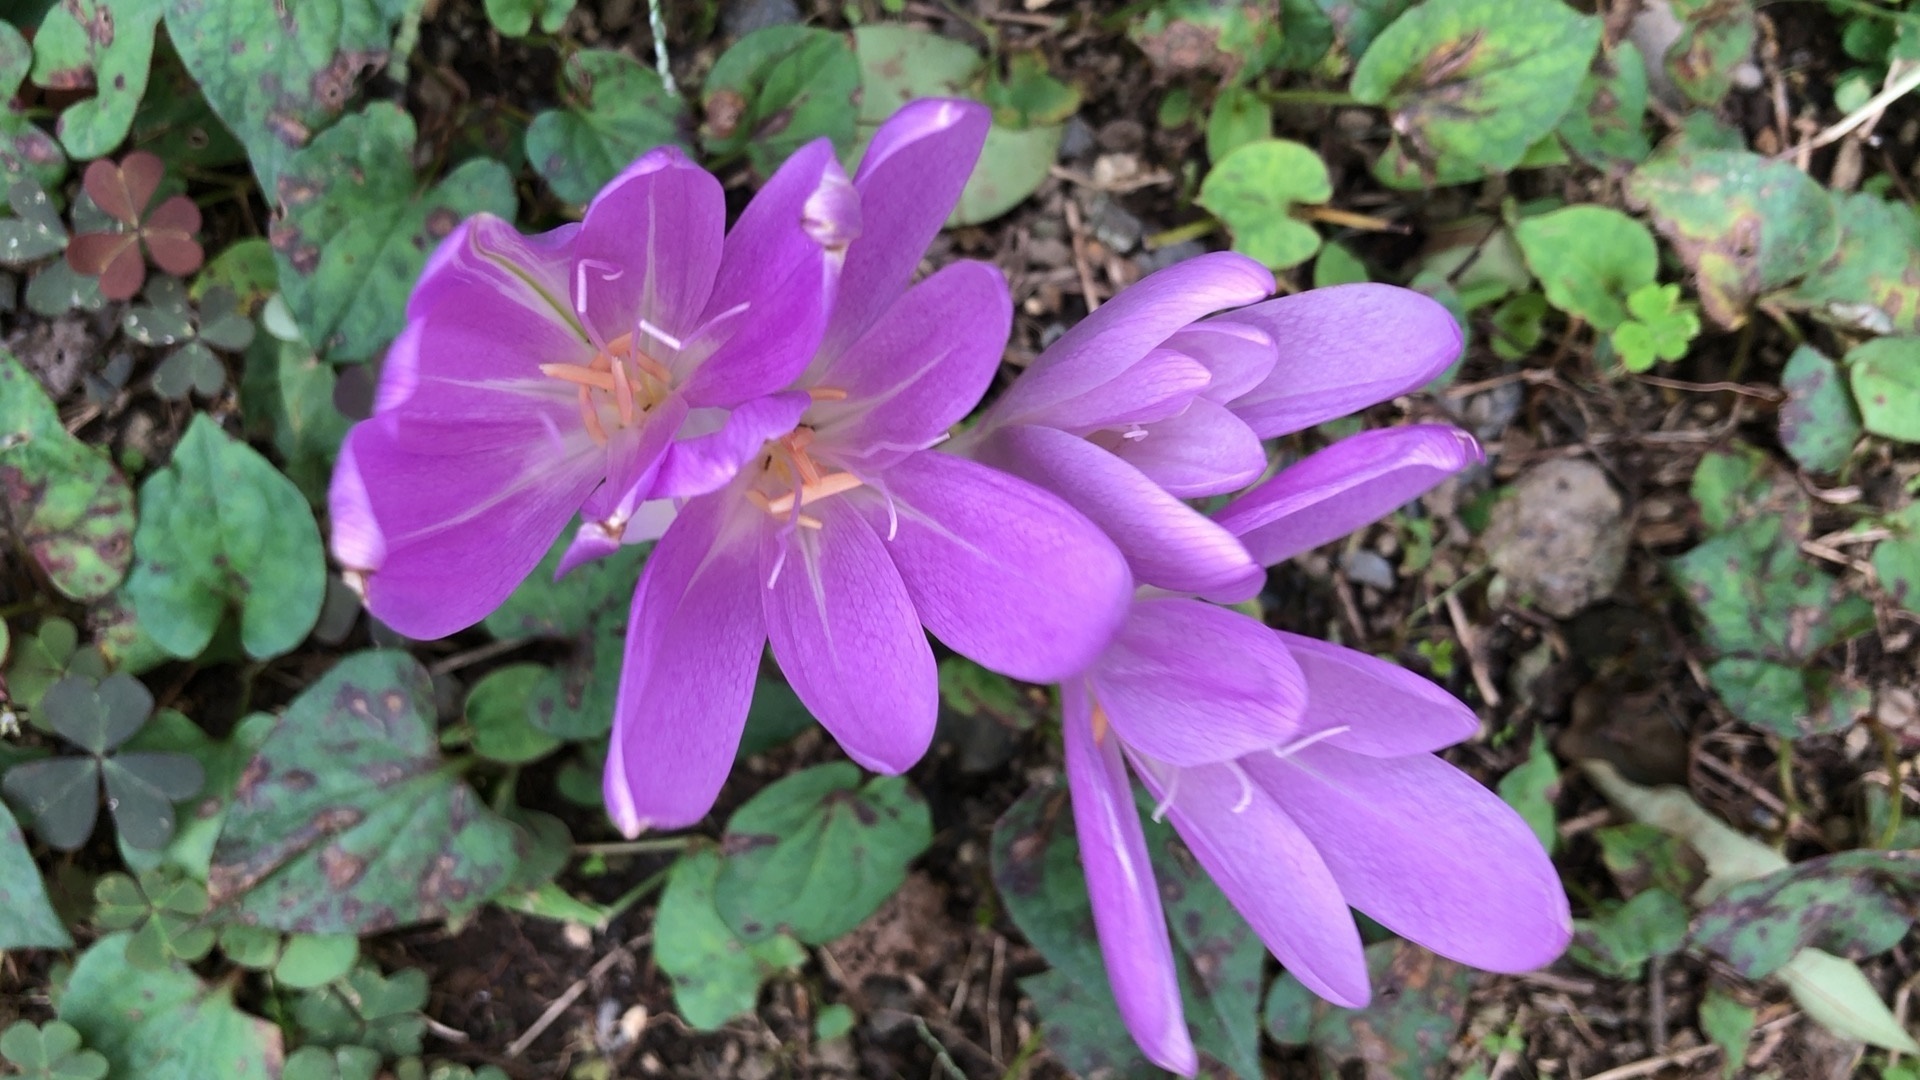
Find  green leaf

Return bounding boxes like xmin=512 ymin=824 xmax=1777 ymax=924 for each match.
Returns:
xmin=274 ymin=933 xmax=360 ymax=988
xmin=1778 ymin=346 xmax=1860 ymax=474
xmin=240 ymin=325 xmax=351 ymax=505
xmin=737 ymin=675 xmax=819 ymax=759
xmin=464 ymin=664 xmax=563 ymax=765
xmin=1609 ymin=282 xmax=1701 ymax=372
xmin=125 ymin=413 xmax=325 ymax=660
xmin=951 ymin=122 xmax=1060 ymax=227
xmin=0 ymin=179 xmax=68 ymax=266
xmin=654 ymin=847 xmax=807 ymax=1030
xmin=275 ymin=103 xmax=514 ymax=362
xmin=0 ymin=1020 xmax=107 ymax=1080
xmin=1263 ymin=940 xmax=1478 ymax=1078
xmin=1697 ymin=986 xmax=1756 ymax=1080
xmin=1664 ymin=0 xmax=1757 ymax=105
xmin=60 ymin=933 xmax=282 ymax=1078
xmin=1196 ymin=139 xmax=1331 ymax=270
xmin=163 ymin=0 xmax=410 ymax=191
xmin=1625 ymin=148 xmax=1839 ymax=329
xmin=701 ymin=27 xmax=859 ymax=178
xmin=982 ymin=51 xmax=1081 ymax=129
xmin=29 ymin=0 xmax=161 ymax=160
xmin=3 ymin=756 xmax=100 ymax=850
xmin=1557 ymin=41 xmax=1651 ymax=167
xmin=1847 ymin=336 xmax=1920 ymax=443
xmin=991 ymin=779 xmax=1263 ymax=1077
xmin=1874 ymin=504 xmax=1920 ymax=617
xmin=1512 ymin=205 xmax=1657 ymax=331
xmin=1595 ymin=823 xmax=1706 ymax=900
xmin=40 ymin=671 xmax=150 ymax=754
xmin=1314 ymin=241 xmax=1370 ymax=287
xmin=1 ymin=23 xmax=67 ymax=188
xmin=482 ymin=0 xmax=574 ymax=36
xmin=715 ymin=762 xmax=932 ymax=945
xmin=283 ymin=1045 xmax=383 ymax=1080
xmin=850 ymin=25 xmax=981 ymax=124
xmin=1692 ymin=850 xmax=1920 ymax=979
xmin=1496 ymin=730 xmax=1559 ymax=854
xmin=0 ymin=351 xmax=135 ymax=601
xmin=1568 ymin=888 xmax=1689 ymax=978
xmin=0 ymin=800 xmax=73 ymax=948
xmin=1786 ymin=191 xmax=1920 ymax=335
xmin=527 ymin=50 xmax=689 ymax=206
xmin=483 ymin=532 xmax=649 ymax=739
xmin=1351 ymin=0 xmax=1601 ymax=177
xmin=207 ymin=651 xmax=531 ymax=933
xmin=293 ymin=964 xmax=428 ymax=1056
xmin=1128 ymin=0 xmax=1294 ymax=82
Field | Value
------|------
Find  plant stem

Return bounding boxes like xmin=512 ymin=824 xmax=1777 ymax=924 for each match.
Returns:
xmin=574 ymin=837 xmax=691 ymax=857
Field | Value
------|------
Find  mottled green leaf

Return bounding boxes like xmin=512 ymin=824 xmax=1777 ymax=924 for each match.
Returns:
xmin=1626 ymin=148 xmax=1839 ymax=328
xmin=982 ymin=50 xmax=1080 ymax=129
xmin=1568 ymin=887 xmax=1688 ymax=978
xmin=164 ymin=0 xmax=409 ymax=191
xmin=273 ymin=103 xmax=514 ymax=362
xmin=1693 ymin=850 xmax=1920 ymax=978
xmin=1128 ymin=0 xmax=1293 ymax=82
xmin=0 ymin=800 xmax=73 ymax=948
xmin=653 ymin=847 xmax=807 ymax=1030
xmin=701 ymin=27 xmax=858 ymax=177
xmin=526 ymin=49 xmax=688 ymax=206
xmin=29 ymin=0 xmax=161 ymax=160
xmin=1664 ymin=0 xmax=1757 ymax=105
xmin=1847 ymin=336 xmax=1920 ymax=443
xmin=1264 ymin=940 xmax=1478 ymax=1079
xmin=464 ymin=664 xmax=563 ymax=765
xmin=1558 ymin=41 xmax=1651 ymax=168
xmin=0 ymin=351 xmax=135 ymax=600
xmin=1351 ymin=0 xmax=1601 ymax=177
xmin=59 ymin=933 xmax=283 ymax=1079
xmin=1778 ymin=346 xmax=1860 ymax=474
xmin=124 ymin=414 xmax=325 ymax=660
xmin=1513 ymin=204 xmax=1658 ymax=331
xmin=0 ymin=23 xmax=67 ymax=188
xmin=1197 ymin=138 xmax=1330 ymax=270
xmin=715 ymin=762 xmax=931 ymax=945
xmin=206 ymin=651 xmax=531 ymax=932
xmin=1786 ymin=192 xmax=1920 ymax=335
xmin=1874 ymin=504 xmax=1920 ymax=617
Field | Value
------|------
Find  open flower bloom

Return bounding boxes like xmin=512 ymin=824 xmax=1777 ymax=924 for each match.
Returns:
xmin=1062 ymin=426 xmax=1567 ymax=1073
xmin=329 ymin=140 xmax=857 ymax=639
xmin=602 ymin=101 xmax=1134 ymax=835
xmin=984 ymin=272 xmax=1567 ymax=1073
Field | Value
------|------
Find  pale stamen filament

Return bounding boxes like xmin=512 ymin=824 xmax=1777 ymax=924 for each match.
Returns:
xmin=1270 ymin=725 xmax=1353 ymax=761
xmin=1224 ymin=759 xmax=1255 ymax=814
xmin=1150 ymin=767 xmax=1182 ymax=823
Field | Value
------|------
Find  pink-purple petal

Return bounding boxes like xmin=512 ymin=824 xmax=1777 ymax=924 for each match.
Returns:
xmin=1275 ymin=632 xmax=1480 ymax=756
xmin=1132 ymin=756 xmax=1371 ymax=1007
xmin=406 ymin=213 xmax=581 ymax=326
xmin=706 ymin=139 xmax=859 ymax=319
xmin=332 ymin=422 xmax=603 ymax=640
xmin=762 ymin=501 xmax=937 ymax=774
xmin=809 ymin=261 xmax=1011 ymax=460
xmin=980 ymin=424 xmax=1259 ymax=598
xmin=1250 ymin=745 xmax=1574 ymax=973
xmin=1165 ymin=320 xmax=1275 ymax=405
xmin=1220 ymin=284 xmax=1463 ymax=439
xmin=1105 ymin=398 xmax=1267 ymax=498
xmin=851 ymin=450 xmax=1131 ymax=683
xmin=822 ymin=99 xmax=990 ymax=358
xmin=1062 ymin=681 xmax=1194 ymax=1076
xmin=606 ymin=496 xmax=767 ymax=835
xmin=986 ymin=253 xmax=1274 ymax=429
xmin=1022 ymin=348 xmax=1211 ymax=434
xmin=1215 ymin=425 xmax=1482 ymax=567
xmin=1092 ymin=598 xmax=1306 ymax=767
xmin=650 ymin=392 xmax=812 ymax=500
xmin=575 ymin=147 xmax=726 ymax=344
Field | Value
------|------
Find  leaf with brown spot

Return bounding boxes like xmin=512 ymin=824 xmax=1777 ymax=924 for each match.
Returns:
xmin=0 ymin=350 xmax=135 ymax=601
xmin=1264 ymin=939 xmax=1479 ymax=1079
xmin=1693 ymin=851 xmax=1920 ymax=979
xmin=207 ymin=651 xmax=531 ymax=934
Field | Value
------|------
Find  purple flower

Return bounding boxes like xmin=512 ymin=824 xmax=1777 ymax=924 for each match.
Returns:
xmin=601 ymin=102 xmax=1134 ymax=835
xmin=330 ymin=137 xmax=857 ymax=639
xmin=972 ymin=274 xmax=1569 ymax=1073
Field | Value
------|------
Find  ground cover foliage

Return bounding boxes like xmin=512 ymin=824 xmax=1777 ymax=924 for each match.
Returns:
xmin=3 ymin=0 xmax=1920 ymax=1077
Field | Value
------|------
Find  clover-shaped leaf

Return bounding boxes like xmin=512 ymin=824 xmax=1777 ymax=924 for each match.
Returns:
xmin=1197 ymin=139 xmax=1331 ymax=270
xmin=0 ymin=1020 xmax=108 ymax=1080
xmin=24 ymin=257 xmax=104 ymax=316
xmin=218 ymin=924 xmax=361 ymax=988
xmin=125 ymin=279 xmax=249 ymax=400
xmin=981 ymin=51 xmax=1081 ymax=129
xmin=1608 ymin=282 xmax=1701 ymax=372
xmin=283 ymin=1045 xmax=384 ymax=1080
xmin=293 ymin=964 xmax=430 ymax=1057
xmin=65 ymin=151 xmax=202 ymax=300
xmin=1513 ymin=204 xmax=1658 ymax=331
xmin=0 ymin=179 xmax=68 ymax=266
xmin=90 ymin=869 xmax=214 ymax=970
xmin=1 ymin=673 xmax=203 ymax=850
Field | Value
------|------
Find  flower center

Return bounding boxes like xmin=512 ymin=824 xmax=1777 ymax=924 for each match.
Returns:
xmin=745 ymin=424 xmax=865 ymax=530
xmin=539 ymin=332 xmax=675 ymax=446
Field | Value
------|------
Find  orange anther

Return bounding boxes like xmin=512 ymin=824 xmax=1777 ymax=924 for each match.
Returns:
xmin=1091 ymin=702 xmax=1110 ymax=745
xmin=578 ymin=387 xmax=608 ymax=445
xmin=541 ymin=363 xmax=618 ymax=392
xmin=808 ymin=386 xmax=850 ymax=402
xmin=610 ymin=359 xmax=637 ymax=426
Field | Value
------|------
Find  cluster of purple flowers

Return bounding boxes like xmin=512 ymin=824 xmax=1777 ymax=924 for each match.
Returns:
xmin=329 ymin=99 xmax=1570 ymax=1071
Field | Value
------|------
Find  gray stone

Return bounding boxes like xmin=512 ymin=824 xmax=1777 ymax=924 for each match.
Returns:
xmin=1483 ymin=458 xmax=1629 ymax=618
